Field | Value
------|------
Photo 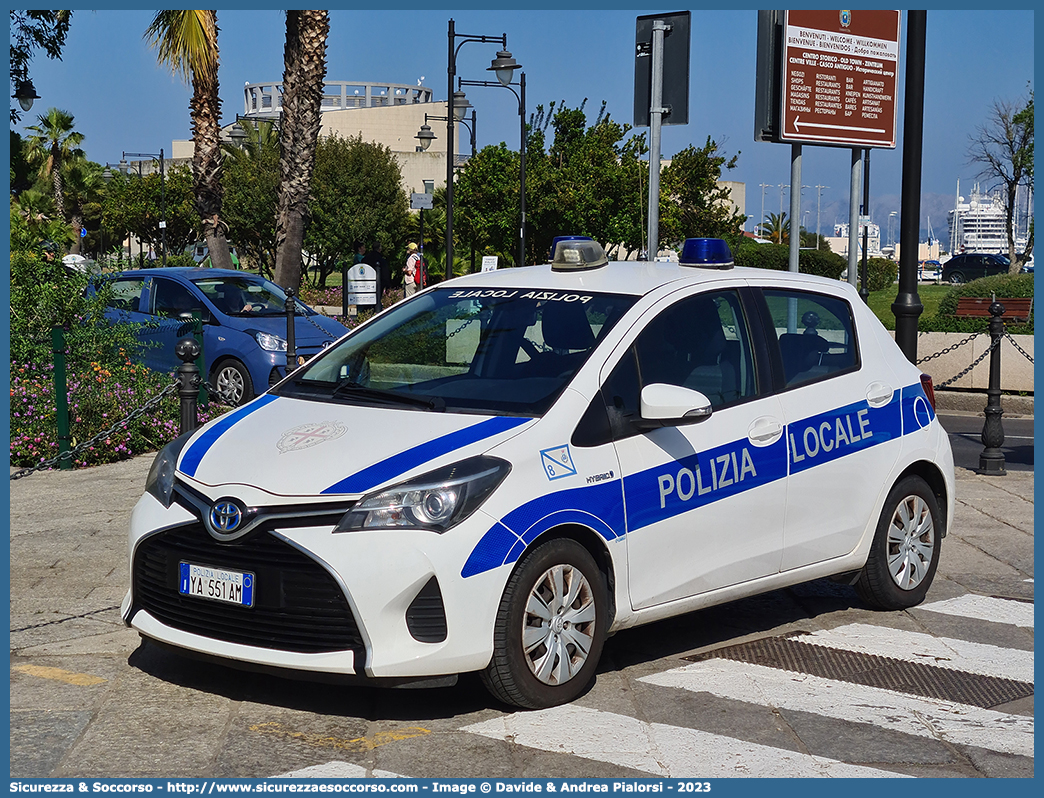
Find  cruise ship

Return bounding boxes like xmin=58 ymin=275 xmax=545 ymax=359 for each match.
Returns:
xmin=947 ymin=184 xmax=1029 ymax=255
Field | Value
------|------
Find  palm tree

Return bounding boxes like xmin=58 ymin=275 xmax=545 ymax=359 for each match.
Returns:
xmin=761 ymin=211 xmax=790 ymax=245
xmin=273 ymin=10 xmax=329 ymax=292
xmin=61 ymin=157 xmax=104 ymax=255
xmin=145 ymin=10 xmax=233 ymax=270
xmin=23 ymin=107 xmax=84 ymax=219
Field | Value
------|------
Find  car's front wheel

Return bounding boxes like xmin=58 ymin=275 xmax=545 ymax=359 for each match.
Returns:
xmin=857 ymin=475 xmax=942 ymax=610
xmin=482 ymin=538 xmax=608 ymax=709
xmin=213 ymin=358 xmax=254 ymax=406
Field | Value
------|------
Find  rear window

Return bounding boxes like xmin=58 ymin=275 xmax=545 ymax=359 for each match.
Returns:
xmin=762 ymin=290 xmax=859 ymax=388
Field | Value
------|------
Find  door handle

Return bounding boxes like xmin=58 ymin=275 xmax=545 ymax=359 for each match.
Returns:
xmin=748 ymin=416 xmax=784 ymax=446
xmin=866 ymin=382 xmax=894 ymax=408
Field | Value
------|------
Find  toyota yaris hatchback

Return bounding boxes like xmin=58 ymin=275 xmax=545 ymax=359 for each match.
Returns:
xmin=123 ymin=239 xmax=954 ymax=708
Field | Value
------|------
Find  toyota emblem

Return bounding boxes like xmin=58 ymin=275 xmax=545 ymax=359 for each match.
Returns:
xmin=209 ymin=499 xmax=244 ymax=534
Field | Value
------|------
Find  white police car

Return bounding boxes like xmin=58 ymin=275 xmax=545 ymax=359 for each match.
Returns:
xmin=123 ymin=238 xmax=954 ymax=709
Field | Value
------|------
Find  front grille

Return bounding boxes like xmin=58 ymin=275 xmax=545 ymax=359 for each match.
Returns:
xmin=132 ymin=524 xmax=364 ymax=657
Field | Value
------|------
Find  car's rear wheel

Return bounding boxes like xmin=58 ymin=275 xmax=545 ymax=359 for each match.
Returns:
xmin=947 ymin=271 xmax=966 ymax=284
xmin=857 ymin=475 xmax=942 ymax=610
xmin=482 ymin=538 xmax=608 ymax=709
xmin=213 ymin=358 xmax=254 ymax=406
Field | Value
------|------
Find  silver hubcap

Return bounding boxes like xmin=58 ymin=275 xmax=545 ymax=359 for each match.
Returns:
xmin=886 ymin=494 xmax=935 ymax=590
xmin=216 ymin=366 xmax=245 ymax=405
xmin=522 ymin=564 xmax=596 ymax=686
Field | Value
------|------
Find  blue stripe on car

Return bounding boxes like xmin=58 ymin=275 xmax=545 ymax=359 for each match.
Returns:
xmin=462 ymin=385 xmax=915 ymax=578
xmin=322 ymin=416 xmax=530 ymax=495
xmin=180 ymin=394 xmax=279 ymax=477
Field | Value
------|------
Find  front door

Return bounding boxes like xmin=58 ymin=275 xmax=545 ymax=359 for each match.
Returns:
xmin=605 ymin=287 xmax=789 ymax=611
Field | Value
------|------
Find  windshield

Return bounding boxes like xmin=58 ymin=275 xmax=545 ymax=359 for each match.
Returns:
xmin=274 ymin=287 xmax=638 ymax=415
xmin=191 ymin=275 xmax=312 ymax=317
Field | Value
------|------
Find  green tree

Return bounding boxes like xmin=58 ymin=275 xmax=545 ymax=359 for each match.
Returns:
xmin=454 ymin=143 xmax=523 ymax=266
xmin=273 ymin=10 xmax=330 ymax=292
xmin=968 ymin=89 xmax=1034 ymax=271
xmin=222 ymin=119 xmax=280 ymax=276
xmin=102 ymin=165 xmax=199 ymax=261
xmin=23 ymin=107 xmax=84 ymax=220
xmin=145 ymin=10 xmax=234 ymax=271
xmin=660 ymin=137 xmax=745 ymax=251
xmin=305 ymin=133 xmax=410 ymax=288
xmin=524 ymin=101 xmax=646 ymax=261
xmin=9 ymin=10 xmax=72 ymax=123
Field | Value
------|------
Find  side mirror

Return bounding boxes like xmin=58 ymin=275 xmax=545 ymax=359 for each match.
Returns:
xmin=635 ymin=383 xmax=713 ymax=430
xmin=178 ymin=309 xmax=214 ymax=325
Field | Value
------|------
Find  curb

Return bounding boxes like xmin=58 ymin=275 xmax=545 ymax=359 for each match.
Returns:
xmin=935 ymin=390 xmax=1034 ymax=416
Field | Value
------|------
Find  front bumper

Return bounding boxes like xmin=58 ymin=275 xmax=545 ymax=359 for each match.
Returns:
xmin=123 ymin=489 xmax=506 ymax=680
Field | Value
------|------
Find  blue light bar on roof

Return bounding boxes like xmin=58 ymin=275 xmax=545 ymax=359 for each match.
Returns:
xmin=679 ymin=238 xmax=734 ymax=269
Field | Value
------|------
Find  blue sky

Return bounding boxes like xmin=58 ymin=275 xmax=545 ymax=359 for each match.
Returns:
xmin=20 ymin=6 xmax=1035 ymax=242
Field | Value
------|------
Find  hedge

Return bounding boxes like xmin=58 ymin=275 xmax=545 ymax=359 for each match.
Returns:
xmin=733 ymin=241 xmax=846 ymax=280
xmin=921 ymin=274 xmax=1033 ymax=334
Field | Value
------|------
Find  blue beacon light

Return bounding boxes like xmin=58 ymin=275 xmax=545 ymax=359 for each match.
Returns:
xmin=679 ymin=238 xmax=734 ymax=269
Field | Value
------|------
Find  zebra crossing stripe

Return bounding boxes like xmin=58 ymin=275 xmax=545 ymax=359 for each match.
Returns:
xmin=271 ymin=762 xmax=404 ymax=778
xmin=462 ymin=704 xmax=909 ymax=778
xmin=918 ymin=595 xmax=1034 ymax=628
xmin=796 ymin=622 xmax=1034 ymax=683
xmin=641 ymin=659 xmax=1034 ymax=758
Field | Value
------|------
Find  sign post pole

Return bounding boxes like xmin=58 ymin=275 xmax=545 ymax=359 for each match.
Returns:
xmin=646 ymin=19 xmax=668 ymax=261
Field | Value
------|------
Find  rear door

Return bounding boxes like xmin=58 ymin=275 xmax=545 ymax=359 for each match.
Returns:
xmin=759 ymin=287 xmax=903 ymax=571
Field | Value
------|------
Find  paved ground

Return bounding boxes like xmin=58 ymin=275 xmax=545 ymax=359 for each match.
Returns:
xmin=9 ymin=427 xmax=1034 ymax=779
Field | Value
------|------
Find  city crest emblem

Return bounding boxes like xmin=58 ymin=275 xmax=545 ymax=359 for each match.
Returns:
xmin=840 ymin=10 xmax=851 ymax=28
xmin=277 ymin=421 xmax=347 ymax=453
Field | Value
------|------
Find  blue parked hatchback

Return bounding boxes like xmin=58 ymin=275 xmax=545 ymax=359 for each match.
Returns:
xmin=97 ymin=268 xmax=348 ymax=405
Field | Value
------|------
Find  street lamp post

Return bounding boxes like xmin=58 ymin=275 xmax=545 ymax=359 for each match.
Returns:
xmin=445 ymin=19 xmax=509 ymax=277
xmin=459 ymin=62 xmax=526 ymax=267
xmin=758 ymin=184 xmax=772 ymax=237
xmin=815 ymin=185 xmax=829 ymax=249
xmin=12 ymin=78 xmax=40 ymax=113
xmin=122 ymin=149 xmax=167 ymax=267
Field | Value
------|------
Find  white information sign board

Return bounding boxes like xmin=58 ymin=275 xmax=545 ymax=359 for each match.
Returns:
xmin=345 ymin=262 xmax=378 ymax=307
xmin=481 ymin=256 xmax=499 ymax=273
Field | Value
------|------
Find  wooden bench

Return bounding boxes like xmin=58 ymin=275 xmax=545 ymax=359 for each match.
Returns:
xmin=954 ymin=296 xmax=1034 ymax=322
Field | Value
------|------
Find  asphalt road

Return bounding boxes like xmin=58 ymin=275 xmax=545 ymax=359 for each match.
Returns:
xmin=937 ymin=411 xmax=1034 ymax=472
xmin=9 ymin=453 xmax=1034 ymax=780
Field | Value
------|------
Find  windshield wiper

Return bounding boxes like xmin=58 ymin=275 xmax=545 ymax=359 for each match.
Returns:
xmin=331 ymin=379 xmax=446 ymax=411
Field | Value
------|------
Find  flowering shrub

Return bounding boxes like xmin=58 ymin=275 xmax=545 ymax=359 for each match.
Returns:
xmin=300 ymin=286 xmax=408 ymax=332
xmin=10 ymin=358 xmax=230 ymax=470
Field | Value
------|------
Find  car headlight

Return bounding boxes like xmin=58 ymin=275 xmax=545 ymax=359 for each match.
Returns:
xmin=145 ymin=431 xmax=195 ymax=508
xmin=334 ymin=455 xmax=511 ymax=534
xmin=254 ymin=331 xmax=287 ymax=352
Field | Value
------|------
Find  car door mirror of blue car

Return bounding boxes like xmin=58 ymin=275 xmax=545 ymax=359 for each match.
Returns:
xmin=635 ymin=383 xmax=713 ymax=430
xmin=177 ymin=310 xmax=215 ymax=325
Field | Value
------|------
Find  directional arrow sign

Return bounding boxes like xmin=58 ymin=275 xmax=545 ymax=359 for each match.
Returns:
xmin=780 ymin=10 xmax=900 ymax=148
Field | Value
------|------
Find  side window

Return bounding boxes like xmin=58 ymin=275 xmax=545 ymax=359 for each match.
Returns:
xmin=150 ymin=279 xmax=202 ymax=318
xmin=104 ymin=278 xmax=146 ymax=313
xmin=762 ymin=289 xmax=858 ymax=388
xmin=633 ymin=290 xmax=757 ymax=408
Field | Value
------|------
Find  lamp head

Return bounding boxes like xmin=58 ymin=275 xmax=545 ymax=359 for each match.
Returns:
xmin=451 ymin=90 xmax=472 ymax=121
xmin=487 ymin=50 xmax=521 ymax=87
xmin=13 ymin=79 xmax=40 ymax=112
xmin=415 ymin=123 xmax=436 ymax=151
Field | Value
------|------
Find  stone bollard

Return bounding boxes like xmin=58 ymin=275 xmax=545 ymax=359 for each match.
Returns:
xmin=176 ymin=336 xmax=202 ymax=435
xmin=285 ymin=286 xmax=298 ymax=373
xmin=978 ymin=299 xmax=1006 ymax=475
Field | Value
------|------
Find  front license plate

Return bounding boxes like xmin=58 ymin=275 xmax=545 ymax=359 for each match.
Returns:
xmin=179 ymin=562 xmax=255 ymax=607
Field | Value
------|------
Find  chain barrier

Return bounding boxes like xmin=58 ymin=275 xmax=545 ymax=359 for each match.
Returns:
xmin=1005 ymin=333 xmax=1034 ymax=364
xmin=915 ymin=332 xmax=980 ymax=365
xmin=10 ymin=378 xmax=181 ymax=481
xmin=933 ymin=336 xmax=1000 ymax=390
